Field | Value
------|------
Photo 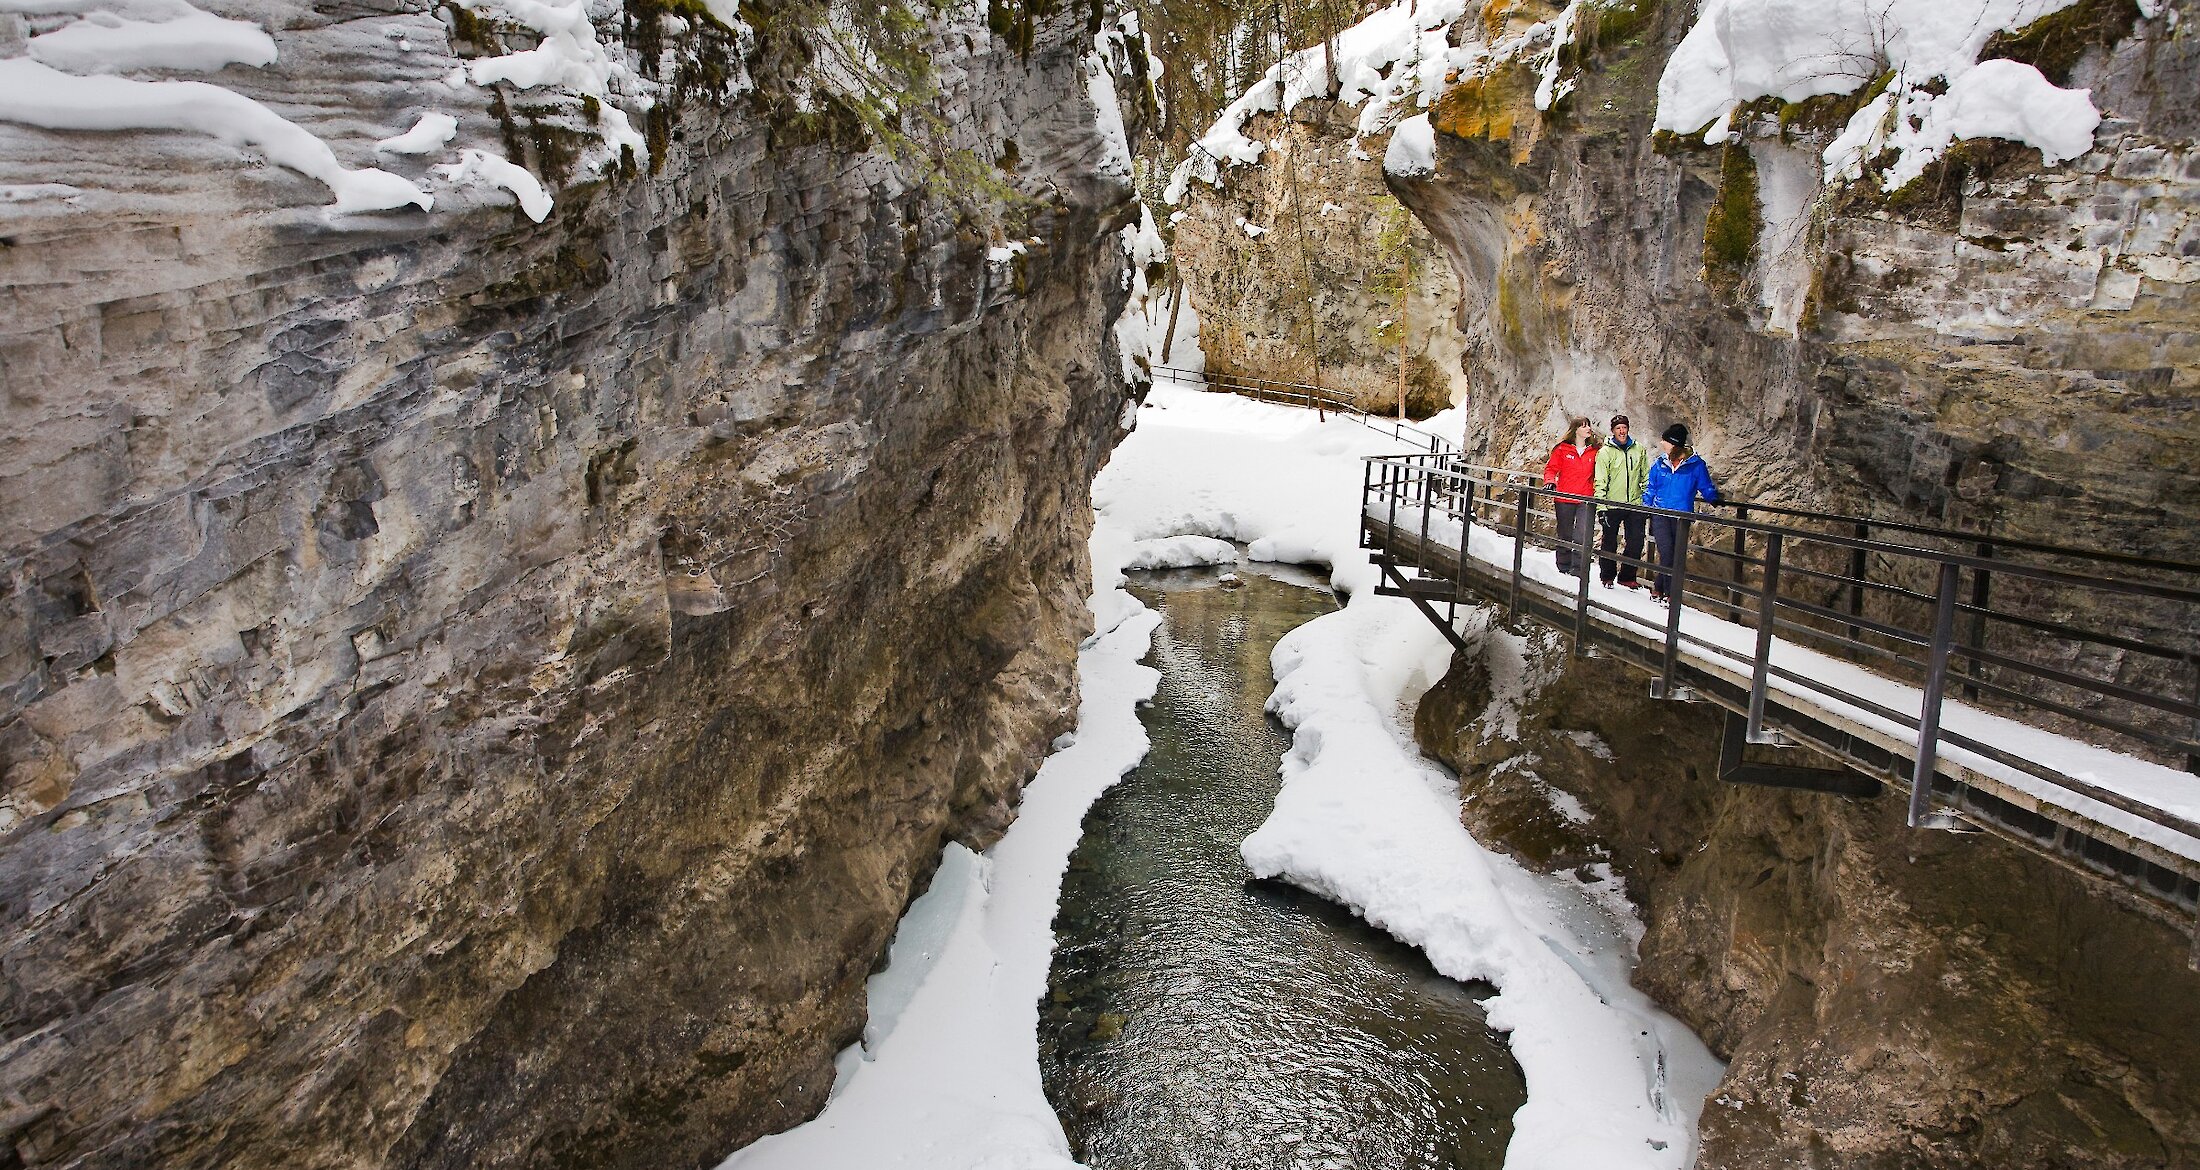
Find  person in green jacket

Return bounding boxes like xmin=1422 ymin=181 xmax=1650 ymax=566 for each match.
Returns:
xmin=1594 ymin=414 xmax=1652 ymax=588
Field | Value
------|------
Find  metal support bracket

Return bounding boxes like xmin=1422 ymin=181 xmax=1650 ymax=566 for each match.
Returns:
xmin=1719 ymin=711 xmax=1883 ymax=797
xmin=1378 ymin=559 xmax=1469 ymax=654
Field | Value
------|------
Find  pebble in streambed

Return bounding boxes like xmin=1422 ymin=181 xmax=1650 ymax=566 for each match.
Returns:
xmin=1039 ymin=563 xmax=1525 ymax=1169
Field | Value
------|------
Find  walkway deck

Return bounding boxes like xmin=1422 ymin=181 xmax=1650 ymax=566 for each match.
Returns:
xmin=1359 ymin=454 xmax=2200 ymax=920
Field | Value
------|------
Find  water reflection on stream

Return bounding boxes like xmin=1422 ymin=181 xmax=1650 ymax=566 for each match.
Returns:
xmin=1040 ymin=564 xmax=1525 ymax=1169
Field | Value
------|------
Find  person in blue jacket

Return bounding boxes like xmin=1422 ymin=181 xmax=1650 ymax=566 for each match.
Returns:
xmin=1642 ymin=423 xmax=1720 ymax=603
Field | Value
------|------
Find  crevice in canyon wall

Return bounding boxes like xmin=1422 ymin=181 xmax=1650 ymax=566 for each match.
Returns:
xmin=0 ymin=4 xmax=1137 ymax=1169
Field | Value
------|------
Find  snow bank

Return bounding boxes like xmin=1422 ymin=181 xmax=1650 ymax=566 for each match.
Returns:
xmin=1168 ymin=0 xmax=1476 ymax=199
xmin=721 ymin=383 xmax=1719 ymax=1170
xmin=1166 ymin=0 xmax=1590 ymax=200
xmin=1121 ymin=534 xmax=1239 ymax=570
xmin=0 ymin=57 xmax=431 ymax=213
xmin=1109 ymin=203 xmax=1204 ymax=384
xmin=27 ymin=3 xmax=277 ymax=74
xmin=1084 ymin=12 xmax=1142 ymax=180
xmin=1243 ymin=605 xmax=1717 ymax=1169
xmin=1384 ymin=112 xmax=1436 ymax=177
xmin=1655 ymin=0 xmax=2102 ymax=187
xmin=455 ymin=0 xmax=646 ymax=169
xmin=1876 ymin=58 xmax=2099 ymax=186
xmin=716 ymin=505 xmax=1165 ymax=1170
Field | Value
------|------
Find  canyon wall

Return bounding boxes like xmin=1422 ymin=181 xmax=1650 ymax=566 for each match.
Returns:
xmin=1169 ymin=104 xmax=1469 ymax=416
xmin=1387 ymin=0 xmax=2197 ymax=556
xmin=0 ymin=3 xmax=1134 ymax=1168
xmin=1383 ymin=0 xmax=2200 ymax=1162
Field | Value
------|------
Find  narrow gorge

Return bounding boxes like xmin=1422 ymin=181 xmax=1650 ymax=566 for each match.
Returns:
xmin=2 ymin=0 xmax=2196 ymax=1167
xmin=2 ymin=2 xmax=1139 ymax=1166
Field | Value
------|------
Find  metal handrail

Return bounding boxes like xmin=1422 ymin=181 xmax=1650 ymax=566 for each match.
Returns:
xmin=1356 ymin=452 xmax=2200 ymax=841
xmin=1430 ymin=451 xmax=2199 ymax=576
xmin=1372 ymin=453 xmax=2200 ymax=605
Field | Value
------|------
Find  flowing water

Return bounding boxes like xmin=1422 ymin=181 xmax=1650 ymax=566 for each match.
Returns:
xmin=1040 ymin=563 xmax=1526 ymax=1169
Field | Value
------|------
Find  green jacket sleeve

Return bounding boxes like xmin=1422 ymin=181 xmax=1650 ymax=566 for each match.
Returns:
xmin=1593 ymin=445 xmax=1615 ymax=502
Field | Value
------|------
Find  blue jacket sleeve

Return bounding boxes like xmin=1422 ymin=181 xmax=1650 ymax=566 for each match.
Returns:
xmin=1642 ymin=462 xmax=1660 ymax=506
xmin=1695 ymin=462 xmax=1720 ymax=504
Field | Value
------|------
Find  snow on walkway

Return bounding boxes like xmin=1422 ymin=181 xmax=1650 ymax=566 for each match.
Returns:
xmin=1383 ymin=496 xmax=2200 ymax=862
xmin=719 ymin=380 xmax=1722 ymax=1169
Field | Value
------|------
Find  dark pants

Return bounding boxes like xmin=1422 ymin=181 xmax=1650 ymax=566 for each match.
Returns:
xmin=1650 ymin=514 xmax=1689 ymax=597
xmin=1553 ymin=501 xmax=1592 ymax=577
xmin=1599 ymin=512 xmax=1645 ymax=585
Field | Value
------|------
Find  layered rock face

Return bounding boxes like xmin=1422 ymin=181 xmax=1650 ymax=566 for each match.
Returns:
xmin=1170 ymin=105 xmax=1468 ymax=416
xmin=1391 ymin=0 xmax=2198 ymax=560
xmin=0 ymin=5 xmax=1133 ymax=1169
xmin=1416 ymin=624 xmax=2200 ymax=1168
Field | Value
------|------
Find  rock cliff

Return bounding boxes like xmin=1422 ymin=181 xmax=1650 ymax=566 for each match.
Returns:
xmin=1169 ymin=104 xmax=1469 ymax=416
xmin=0 ymin=3 xmax=1135 ymax=1168
xmin=1387 ymin=0 xmax=2197 ymax=558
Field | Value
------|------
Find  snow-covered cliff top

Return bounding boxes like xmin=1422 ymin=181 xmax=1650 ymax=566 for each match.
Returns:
xmin=0 ymin=0 xmax=749 ymax=223
xmin=1655 ymin=0 xmax=2107 ymax=187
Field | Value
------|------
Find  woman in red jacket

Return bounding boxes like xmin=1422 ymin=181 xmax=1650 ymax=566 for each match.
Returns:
xmin=1542 ymin=416 xmax=1600 ymax=577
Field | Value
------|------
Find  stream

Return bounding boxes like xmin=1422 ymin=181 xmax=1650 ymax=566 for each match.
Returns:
xmin=1039 ymin=563 xmax=1528 ymax=1169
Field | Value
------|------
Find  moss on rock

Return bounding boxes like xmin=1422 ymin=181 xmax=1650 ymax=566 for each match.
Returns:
xmin=1702 ymin=142 xmax=1761 ymax=298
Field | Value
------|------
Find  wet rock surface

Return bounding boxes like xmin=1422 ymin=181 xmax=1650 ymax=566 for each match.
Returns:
xmin=0 ymin=6 xmax=1131 ymax=1169
xmin=1415 ymin=619 xmax=2200 ymax=1169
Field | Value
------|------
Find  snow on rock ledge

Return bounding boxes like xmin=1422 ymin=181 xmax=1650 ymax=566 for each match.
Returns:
xmin=1655 ymin=0 xmax=2105 ymax=188
xmin=1120 ymin=534 xmax=1239 ymax=570
xmin=0 ymin=56 xmax=432 ymax=213
xmin=1383 ymin=112 xmax=1436 ymax=177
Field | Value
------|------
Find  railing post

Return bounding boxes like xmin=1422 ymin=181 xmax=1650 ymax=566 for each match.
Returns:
xmin=1963 ymin=541 xmax=1992 ymax=702
xmin=1417 ymin=464 xmax=1433 ymax=577
xmin=1909 ymin=560 xmax=1963 ymax=828
xmin=1386 ymin=460 xmax=1401 ymax=555
xmin=1360 ymin=458 xmax=1374 ymax=549
xmin=1453 ymin=481 xmax=1475 ymax=623
xmin=1657 ymin=516 xmax=1692 ymax=699
xmin=1730 ymin=506 xmax=1749 ymax=617
xmin=1746 ymin=531 xmax=1784 ymax=740
xmin=1572 ymin=497 xmax=1595 ymax=657
xmin=2187 ymin=657 xmax=2199 ymax=777
xmin=1847 ymin=521 xmax=1869 ymax=646
xmin=1509 ymin=485 xmax=1529 ymax=620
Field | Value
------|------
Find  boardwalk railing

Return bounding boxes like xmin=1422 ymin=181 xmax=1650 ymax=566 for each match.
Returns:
xmin=1150 ymin=364 xmax=1455 ymax=454
xmin=1360 ymin=452 xmax=2200 ymax=852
